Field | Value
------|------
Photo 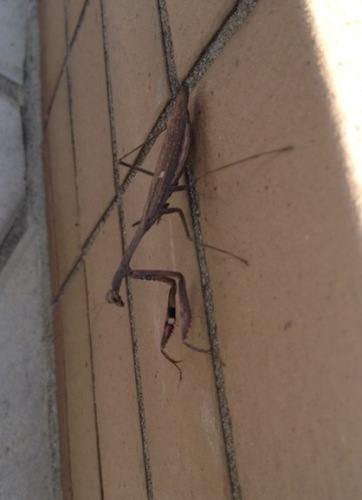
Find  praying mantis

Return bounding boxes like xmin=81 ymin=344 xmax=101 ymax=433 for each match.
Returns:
xmin=106 ymin=84 xmax=291 ymax=379
xmin=106 ymin=85 xmax=209 ymax=379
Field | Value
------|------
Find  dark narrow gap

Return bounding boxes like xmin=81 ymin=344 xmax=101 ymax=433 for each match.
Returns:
xmin=99 ymin=1 xmax=154 ymax=498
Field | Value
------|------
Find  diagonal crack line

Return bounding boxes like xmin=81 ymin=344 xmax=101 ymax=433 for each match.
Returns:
xmin=156 ymin=0 xmax=179 ymax=94
xmin=52 ymin=194 xmax=119 ymax=308
xmin=99 ymin=1 xmax=154 ymax=498
xmin=184 ymin=3 xmax=260 ymax=498
xmin=186 ymin=0 xmax=258 ymax=92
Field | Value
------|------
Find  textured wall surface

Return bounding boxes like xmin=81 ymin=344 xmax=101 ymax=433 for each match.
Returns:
xmin=39 ymin=1 xmax=362 ymax=499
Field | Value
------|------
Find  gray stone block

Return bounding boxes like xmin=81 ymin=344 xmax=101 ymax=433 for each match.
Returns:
xmin=0 ymin=228 xmax=60 ymax=500
xmin=0 ymin=0 xmax=28 ymax=84
xmin=0 ymin=92 xmax=26 ymax=245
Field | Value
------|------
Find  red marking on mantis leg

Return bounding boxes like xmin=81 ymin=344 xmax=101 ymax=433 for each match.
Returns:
xmin=159 ymin=280 xmax=183 ymax=379
xmin=124 ymin=269 xmax=208 ymax=380
xmin=161 ymin=281 xmax=177 ymax=348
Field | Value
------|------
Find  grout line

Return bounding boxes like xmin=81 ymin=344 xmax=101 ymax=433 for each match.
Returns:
xmin=54 ymin=308 xmax=74 ymax=499
xmin=42 ymin=0 xmax=68 ymax=130
xmin=184 ymin=3 xmax=261 ymax=498
xmin=67 ymin=0 xmax=92 ymax=49
xmin=63 ymin=0 xmax=82 ymax=262
xmin=155 ymin=1 xmax=261 ymax=498
xmin=44 ymin=0 xmax=92 ymax=130
xmin=99 ymin=1 xmax=154 ymax=498
xmin=170 ymin=1 xmax=259 ymax=498
xmin=156 ymin=0 xmax=179 ymax=93
xmin=84 ymin=268 xmax=105 ymax=500
xmin=56 ymin=0 xmax=83 ymax=311
xmin=43 ymin=60 xmax=65 ymax=132
xmin=186 ymin=163 xmax=243 ymax=500
xmin=186 ymin=5 xmax=260 ymax=499
xmin=52 ymin=194 xmax=118 ymax=308
xmin=63 ymin=1 xmax=105 ymax=498
xmin=185 ymin=0 xmax=258 ymax=92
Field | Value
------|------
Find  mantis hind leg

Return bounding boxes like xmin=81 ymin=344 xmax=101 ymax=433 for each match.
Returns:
xmin=128 ymin=269 xmax=209 ymax=380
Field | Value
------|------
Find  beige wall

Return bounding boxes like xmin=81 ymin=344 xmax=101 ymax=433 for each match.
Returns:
xmin=40 ymin=0 xmax=362 ymax=498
